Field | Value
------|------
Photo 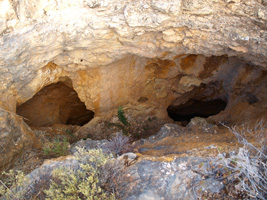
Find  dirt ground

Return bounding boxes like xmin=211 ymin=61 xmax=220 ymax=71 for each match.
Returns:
xmin=7 ymin=122 xmax=248 ymax=176
xmin=1 ymin=118 xmax=265 ymax=200
xmin=137 ymin=125 xmax=242 ymax=160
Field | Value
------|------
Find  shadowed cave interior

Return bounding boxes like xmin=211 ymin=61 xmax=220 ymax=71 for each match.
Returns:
xmin=16 ymin=77 xmax=94 ymax=127
xmin=167 ymin=99 xmax=227 ymax=125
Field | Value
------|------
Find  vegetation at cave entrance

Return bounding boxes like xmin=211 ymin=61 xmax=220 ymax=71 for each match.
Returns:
xmin=117 ymin=106 xmax=129 ymax=127
xmin=44 ymin=147 xmax=116 ymax=200
xmin=43 ymin=136 xmax=70 ymax=158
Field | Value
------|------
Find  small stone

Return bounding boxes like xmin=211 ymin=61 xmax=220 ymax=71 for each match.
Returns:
xmin=258 ymin=9 xmax=267 ymax=20
xmin=187 ymin=117 xmax=218 ymax=134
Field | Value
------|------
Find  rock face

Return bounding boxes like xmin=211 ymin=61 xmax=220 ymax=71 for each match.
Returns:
xmin=0 ymin=108 xmax=41 ymax=171
xmin=0 ymin=0 xmax=266 ymax=116
xmin=16 ymin=78 xmax=94 ymax=127
xmin=11 ymin=137 xmax=223 ymax=200
xmin=0 ymin=0 xmax=266 ymax=173
xmin=117 ymin=157 xmax=223 ymax=200
xmin=0 ymin=121 xmax=264 ymax=199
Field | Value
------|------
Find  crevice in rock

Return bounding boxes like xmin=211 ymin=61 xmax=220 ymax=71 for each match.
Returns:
xmin=167 ymin=99 xmax=227 ymax=126
xmin=16 ymin=77 xmax=94 ymax=127
xmin=167 ymin=81 xmax=228 ymax=126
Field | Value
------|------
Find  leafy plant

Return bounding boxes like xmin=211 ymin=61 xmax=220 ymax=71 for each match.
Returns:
xmin=43 ymin=137 xmax=70 ymax=157
xmin=105 ymin=107 xmax=130 ymax=136
xmin=44 ymin=147 xmax=116 ymax=200
xmin=117 ymin=106 xmax=129 ymax=126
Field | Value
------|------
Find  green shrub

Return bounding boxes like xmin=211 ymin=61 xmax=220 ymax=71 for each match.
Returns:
xmin=44 ymin=147 xmax=116 ymax=200
xmin=0 ymin=170 xmax=29 ymax=199
xmin=1 ymin=148 xmax=117 ymax=199
xmin=117 ymin=106 xmax=129 ymax=127
xmin=105 ymin=107 xmax=130 ymax=135
xmin=43 ymin=136 xmax=70 ymax=157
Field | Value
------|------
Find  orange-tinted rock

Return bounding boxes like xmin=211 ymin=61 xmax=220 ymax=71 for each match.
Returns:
xmin=17 ymin=80 xmax=94 ymax=127
xmin=198 ymin=56 xmax=228 ymax=79
xmin=180 ymin=54 xmax=198 ymax=73
xmin=0 ymin=109 xmax=41 ymax=171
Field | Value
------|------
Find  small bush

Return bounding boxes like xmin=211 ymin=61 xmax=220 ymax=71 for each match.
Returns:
xmin=117 ymin=106 xmax=129 ymax=127
xmin=1 ymin=148 xmax=118 ymax=199
xmin=43 ymin=136 xmax=70 ymax=157
xmin=106 ymin=132 xmax=134 ymax=157
xmin=100 ymin=158 xmax=126 ymax=199
xmin=44 ymin=147 xmax=116 ymax=200
xmin=0 ymin=170 xmax=29 ymax=199
xmin=193 ymin=120 xmax=267 ymax=199
xmin=104 ymin=107 xmax=130 ymax=136
xmin=214 ymin=120 xmax=267 ymax=199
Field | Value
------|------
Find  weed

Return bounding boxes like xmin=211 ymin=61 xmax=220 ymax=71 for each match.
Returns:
xmin=43 ymin=137 xmax=70 ymax=157
xmin=218 ymin=120 xmax=267 ymax=199
xmin=65 ymin=129 xmax=78 ymax=140
xmin=103 ymin=107 xmax=130 ymax=136
xmin=194 ymin=120 xmax=267 ymax=199
xmin=106 ymin=132 xmax=134 ymax=157
xmin=117 ymin=106 xmax=129 ymax=126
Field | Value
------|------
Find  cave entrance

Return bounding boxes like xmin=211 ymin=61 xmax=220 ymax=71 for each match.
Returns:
xmin=16 ymin=78 xmax=94 ymax=127
xmin=167 ymin=99 xmax=227 ymax=126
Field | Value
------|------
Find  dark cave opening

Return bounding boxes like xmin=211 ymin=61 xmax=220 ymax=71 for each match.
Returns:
xmin=167 ymin=99 xmax=227 ymax=125
xmin=16 ymin=78 xmax=94 ymax=127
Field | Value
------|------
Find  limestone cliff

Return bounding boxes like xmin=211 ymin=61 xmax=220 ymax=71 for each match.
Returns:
xmin=0 ymin=0 xmax=266 ymax=113
xmin=0 ymin=0 xmax=266 ymax=171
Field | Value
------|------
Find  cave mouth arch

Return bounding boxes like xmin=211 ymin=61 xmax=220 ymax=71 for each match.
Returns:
xmin=167 ymin=99 xmax=227 ymax=126
xmin=16 ymin=78 xmax=94 ymax=127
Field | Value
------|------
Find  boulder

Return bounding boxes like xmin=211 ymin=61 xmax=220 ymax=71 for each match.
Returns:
xmin=0 ymin=108 xmax=41 ymax=171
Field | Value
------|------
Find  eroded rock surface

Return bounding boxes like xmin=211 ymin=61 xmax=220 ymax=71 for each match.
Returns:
xmin=7 ymin=135 xmax=223 ymax=200
xmin=118 ymin=157 xmax=223 ymax=200
xmin=0 ymin=109 xmax=41 ymax=171
xmin=1 ymin=121 xmax=262 ymax=199
xmin=0 ymin=0 xmax=266 ymax=178
xmin=0 ymin=0 xmax=266 ymax=117
xmin=17 ymin=79 xmax=94 ymax=127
